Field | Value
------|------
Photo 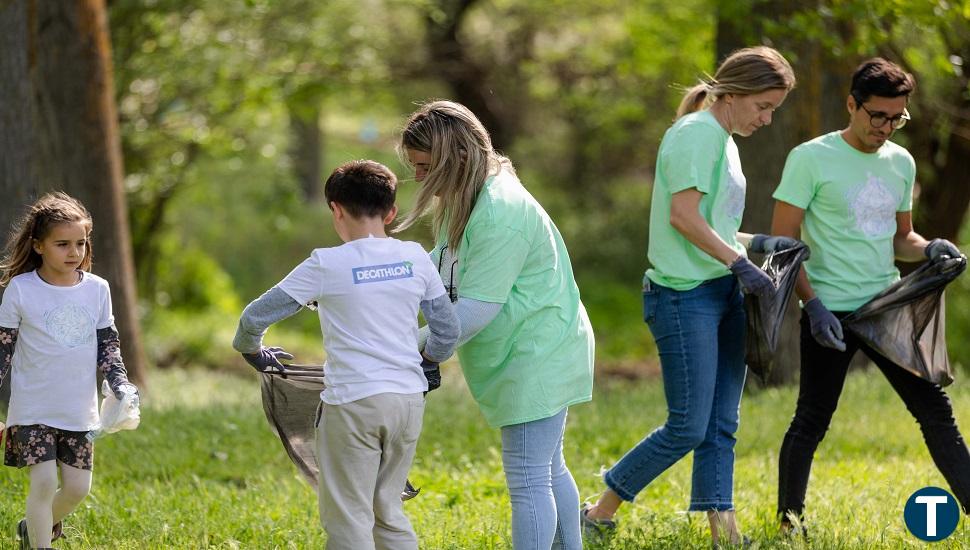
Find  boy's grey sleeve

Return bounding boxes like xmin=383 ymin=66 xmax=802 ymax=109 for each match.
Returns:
xmin=233 ymin=287 xmax=303 ymax=353
xmin=419 ymin=294 xmax=460 ymax=362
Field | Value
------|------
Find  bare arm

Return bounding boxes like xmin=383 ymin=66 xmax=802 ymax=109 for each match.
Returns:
xmin=670 ymin=188 xmax=742 ymax=265
xmin=770 ymin=201 xmax=815 ymax=302
xmin=893 ymin=211 xmax=931 ymax=262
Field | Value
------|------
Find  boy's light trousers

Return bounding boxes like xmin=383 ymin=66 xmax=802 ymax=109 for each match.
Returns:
xmin=315 ymin=392 xmax=425 ymax=550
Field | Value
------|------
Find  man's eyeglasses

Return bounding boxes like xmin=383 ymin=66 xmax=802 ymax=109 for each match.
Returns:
xmin=853 ymin=94 xmax=910 ymax=130
xmin=436 ymin=245 xmax=458 ymax=303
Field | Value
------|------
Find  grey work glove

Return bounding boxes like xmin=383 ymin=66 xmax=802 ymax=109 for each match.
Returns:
xmin=804 ymin=297 xmax=846 ymax=351
xmin=925 ymin=238 xmax=962 ymax=262
xmin=422 ymin=357 xmax=441 ymax=393
xmin=750 ymin=234 xmax=804 ymax=255
xmin=728 ymin=256 xmax=774 ymax=297
xmin=241 ymin=346 xmax=293 ymax=373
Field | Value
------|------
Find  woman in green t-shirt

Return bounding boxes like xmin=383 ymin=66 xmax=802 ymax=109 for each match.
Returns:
xmin=581 ymin=46 xmax=798 ymax=547
xmin=397 ymin=100 xmax=595 ymax=550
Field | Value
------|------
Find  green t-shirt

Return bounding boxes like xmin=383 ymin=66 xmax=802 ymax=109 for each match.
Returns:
xmin=773 ymin=131 xmax=916 ymax=311
xmin=645 ymin=110 xmax=747 ymax=290
xmin=435 ymin=169 xmax=594 ymax=427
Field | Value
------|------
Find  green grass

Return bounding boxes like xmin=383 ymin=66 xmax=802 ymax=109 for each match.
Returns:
xmin=1 ymin=367 xmax=968 ymax=549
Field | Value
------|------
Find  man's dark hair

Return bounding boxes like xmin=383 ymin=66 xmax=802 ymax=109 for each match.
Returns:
xmin=324 ymin=160 xmax=397 ymax=218
xmin=850 ymin=57 xmax=916 ymax=104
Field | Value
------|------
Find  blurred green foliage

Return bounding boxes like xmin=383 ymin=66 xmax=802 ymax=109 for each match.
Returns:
xmin=107 ymin=0 xmax=970 ymax=373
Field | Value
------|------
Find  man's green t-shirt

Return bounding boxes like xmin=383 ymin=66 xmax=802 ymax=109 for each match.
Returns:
xmin=438 ymin=169 xmax=594 ymax=428
xmin=773 ymin=131 xmax=916 ymax=311
xmin=645 ymin=110 xmax=747 ymax=290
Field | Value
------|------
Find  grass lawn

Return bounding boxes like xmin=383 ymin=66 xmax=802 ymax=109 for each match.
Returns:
xmin=1 ymin=366 xmax=968 ymax=549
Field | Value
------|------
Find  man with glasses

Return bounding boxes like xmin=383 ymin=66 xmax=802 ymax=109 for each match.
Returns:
xmin=769 ymin=57 xmax=970 ymax=533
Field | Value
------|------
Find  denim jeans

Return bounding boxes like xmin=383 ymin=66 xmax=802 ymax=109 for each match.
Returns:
xmin=501 ymin=408 xmax=582 ymax=550
xmin=778 ymin=311 xmax=970 ymax=518
xmin=604 ymin=275 xmax=747 ymax=511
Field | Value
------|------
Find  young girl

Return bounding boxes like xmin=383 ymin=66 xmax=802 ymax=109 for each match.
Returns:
xmin=397 ymin=101 xmax=595 ymax=549
xmin=0 ymin=192 xmax=137 ymax=549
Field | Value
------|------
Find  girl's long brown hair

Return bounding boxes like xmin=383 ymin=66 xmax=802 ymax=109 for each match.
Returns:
xmin=0 ymin=192 xmax=94 ymax=286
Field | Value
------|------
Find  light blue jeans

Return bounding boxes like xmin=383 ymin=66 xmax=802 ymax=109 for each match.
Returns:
xmin=604 ymin=275 xmax=747 ymax=511
xmin=501 ymin=408 xmax=582 ymax=550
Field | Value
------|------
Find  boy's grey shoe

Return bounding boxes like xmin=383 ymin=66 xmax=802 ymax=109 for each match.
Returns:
xmin=580 ymin=504 xmax=617 ymax=541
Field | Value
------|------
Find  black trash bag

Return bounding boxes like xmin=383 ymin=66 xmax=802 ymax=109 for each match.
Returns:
xmin=842 ymin=255 xmax=967 ymax=387
xmin=744 ymin=243 xmax=811 ymax=383
xmin=260 ymin=367 xmax=420 ymax=500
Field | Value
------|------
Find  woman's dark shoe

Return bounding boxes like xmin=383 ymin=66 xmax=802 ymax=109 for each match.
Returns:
xmin=580 ymin=504 xmax=617 ymax=541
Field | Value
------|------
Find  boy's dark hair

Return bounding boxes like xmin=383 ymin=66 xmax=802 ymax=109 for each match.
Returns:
xmin=324 ymin=160 xmax=397 ymax=218
xmin=850 ymin=57 xmax=916 ymax=104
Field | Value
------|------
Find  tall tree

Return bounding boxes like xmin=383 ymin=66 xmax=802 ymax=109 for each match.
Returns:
xmin=0 ymin=0 xmax=147 ymax=384
xmin=421 ymin=0 xmax=539 ymax=151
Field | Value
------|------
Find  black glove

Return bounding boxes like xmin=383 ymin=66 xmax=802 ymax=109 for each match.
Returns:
xmin=750 ymin=234 xmax=803 ymax=255
xmin=925 ymin=238 xmax=961 ymax=262
xmin=422 ymin=357 xmax=441 ymax=393
xmin=241 ymin=346 xmax=293 ymax=373
xmin=728 ymin=256 xmax=774 ymax=297
xmin=804 ymin=297 xmax=846 ymax=351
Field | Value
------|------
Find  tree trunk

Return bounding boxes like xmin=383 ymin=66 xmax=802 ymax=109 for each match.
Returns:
xmin=716 ymin=2 xmax=857 ymax=385
xmin=920 ymin=130 xmax=970 ymax=241
xmin=0 ymin=0 xmax=147 ymax=385
xmin=424 ymin=0 xmax=513 ymax=150
xmin=289 ymin=103 xmax=323 ymax=202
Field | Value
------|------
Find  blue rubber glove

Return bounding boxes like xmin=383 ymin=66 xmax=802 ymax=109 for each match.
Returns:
xmin=925 ymin=239 xmax=961 ymax=262
xmin=803 ymin=297 xmax=846 ymax=351
xmin=750 ymin=234 xmax=804 ymax=255
xmin=241 ymin=346 xmax=293 ymax=373
xmin=422 ymin=357 xmax=441 ymax=393
xmin=728 ymin=256 xmax=774 ymax=297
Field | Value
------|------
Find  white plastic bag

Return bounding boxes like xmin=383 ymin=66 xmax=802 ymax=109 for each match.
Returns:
xmin=89 ymin=380 xmax=140 ymax=440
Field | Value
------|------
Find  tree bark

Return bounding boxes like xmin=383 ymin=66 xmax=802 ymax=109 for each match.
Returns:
xmin=0 ymin=0 xmax=147 ymax=385
xmin=424 ymin=0 xmax=513 ymax=150
xmin=289 ymin=103 xmax=323 ymax=202
xmin=0 ymin=0 xmax=40 ymax=218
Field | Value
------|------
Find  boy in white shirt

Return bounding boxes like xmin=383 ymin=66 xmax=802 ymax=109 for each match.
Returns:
xmin=233 ymin=160 xmax=459 ymax=550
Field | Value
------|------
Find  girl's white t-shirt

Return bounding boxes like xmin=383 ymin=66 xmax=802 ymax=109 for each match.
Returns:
xmin=0 ymin=270 xmax=113 ymax=431
xmin=277 ymin=237 xmax=446 ymax=405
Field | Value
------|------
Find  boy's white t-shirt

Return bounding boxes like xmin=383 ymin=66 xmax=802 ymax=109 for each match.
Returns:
xmin=0 ymin=271 xmax=114 ymax=431
xmin=277 ymin=237 xmax=447 ymax=405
